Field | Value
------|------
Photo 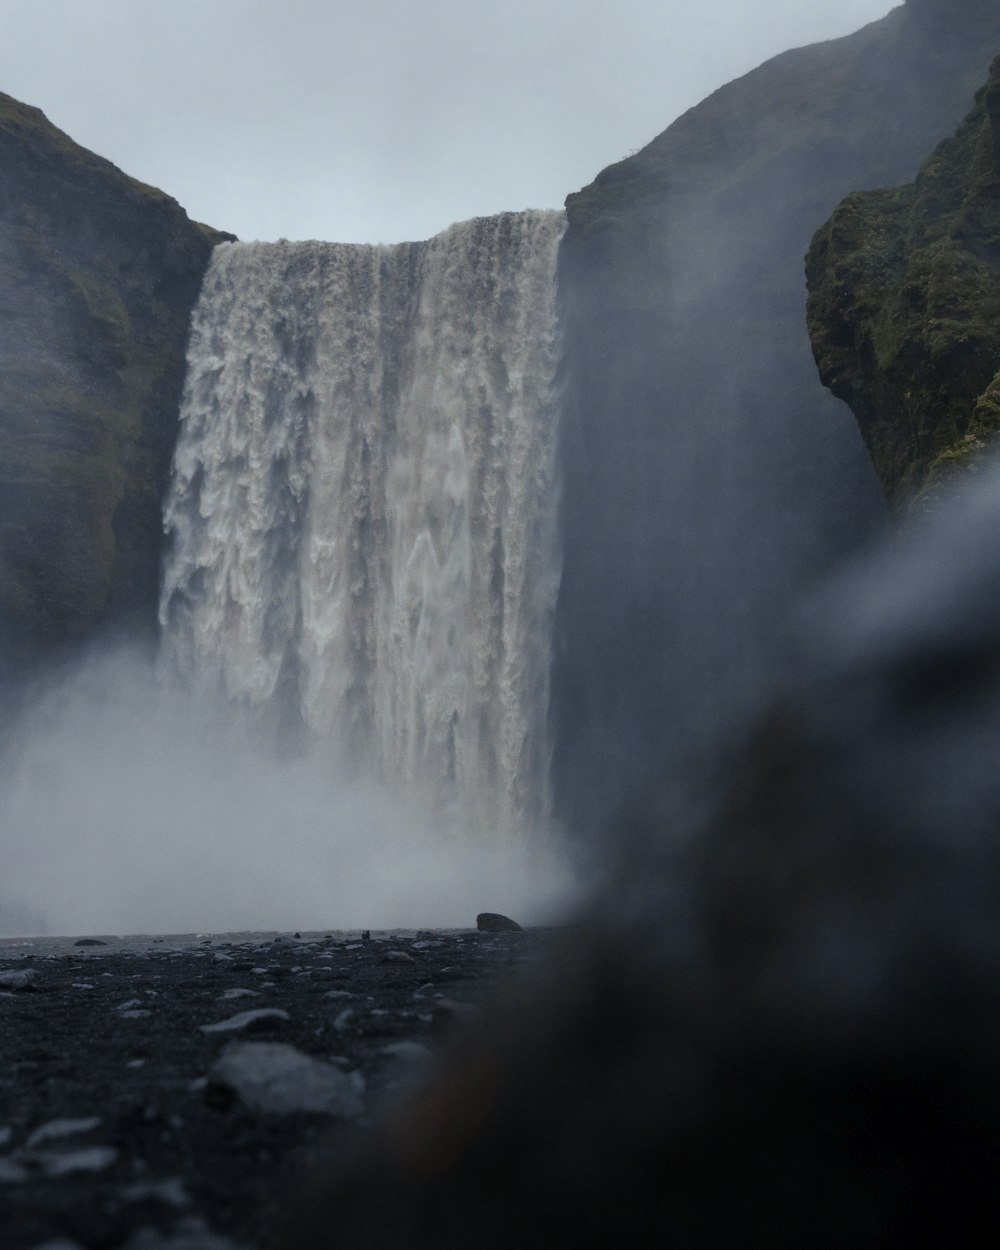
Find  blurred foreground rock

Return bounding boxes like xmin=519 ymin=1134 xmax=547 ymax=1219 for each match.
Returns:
xmin=285 ymin=460 xmax=1000 ymax=1248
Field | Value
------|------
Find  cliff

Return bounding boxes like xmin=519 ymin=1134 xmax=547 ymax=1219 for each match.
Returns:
xmin=807 ymin=55 xmax=1000 ymax=509
xmin=0 ymin=93 xmax=229 ymax=669
xmin=552 ymin=0 xmax=1000 ymax=836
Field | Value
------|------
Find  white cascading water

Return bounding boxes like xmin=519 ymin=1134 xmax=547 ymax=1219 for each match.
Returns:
xmin=160 ymin=210 xmax=565 ymax=844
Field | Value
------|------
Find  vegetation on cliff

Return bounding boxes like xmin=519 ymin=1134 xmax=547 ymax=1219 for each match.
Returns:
xmin=807 ymin=55 xmax=1000 ymax=509
xmin=0 ymin=93 xmax=230 ymax=658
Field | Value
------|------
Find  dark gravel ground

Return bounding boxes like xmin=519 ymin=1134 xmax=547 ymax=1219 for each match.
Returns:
xmin=0 ymin=927 xmax=543 ymax=1250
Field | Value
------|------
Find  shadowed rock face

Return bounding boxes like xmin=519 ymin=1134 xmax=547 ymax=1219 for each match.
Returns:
xmin=0 ymin=93 xmax=229 ymax=673
xmin=551 ymin=0 xmax=1000 ymax=840
xmin=282 ymin=456 xmax=1000 ymax=1250
xmin=808 ymin=56 xmax=1000 ymax=510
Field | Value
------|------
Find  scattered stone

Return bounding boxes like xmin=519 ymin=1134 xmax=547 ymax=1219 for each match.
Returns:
xmin=26 ymin=1117 xmax=101 ymax=1149
xmin=212 ymin=953 xmax=233 ymax=963
xmin=384 ymin=950 xmax=416 ymax=963
xmin=208 ymin=1041 xmax=365 ymax=1118
xmin=0 ymin=968 xmax=39 ymax=990
xmin=219 ymin=987 xmax=260 ymax=1000
xmin=123 ymin=1215 xmax=248 ymax=1249
xmin=121 ymin=1009 xmax=154 ymax=1019
xmin=71 ymin=982 xmax=95 ymax=990
xmin=333 ymin=1008 xmax=355 ymax=1032
xmin=431 ymin=999 xmax=476 ymax=1041
xmin=121 ymin=1177 xmax=191 ymax=1209
xmin=118 ymin=998 xmax=145 ymax=1012
xmin=73 ymin=938 xmax=107 ymax=947
xmin=476 ymin=912 xmax=523 ymax=932
xmin=322 ymin=989 xmax=355 ymax=1001
xmin=199 ymin=1008 xmax=290 ymax=1035
xmin=380 ymin=1040 xmax=431 ymax=1064
xmin=0 ymin=1127 xmax=10 ymax=1147
xmin=4 ymin=1145 xmax=119 ymax=1180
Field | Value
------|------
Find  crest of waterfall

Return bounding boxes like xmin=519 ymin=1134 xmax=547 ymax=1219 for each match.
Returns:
xmin=160 ymin=210 xmax=565 ymax=841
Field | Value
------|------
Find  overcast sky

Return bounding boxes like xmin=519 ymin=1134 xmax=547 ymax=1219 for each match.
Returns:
xmin=1 ymin=0 xmax=896 ymax=243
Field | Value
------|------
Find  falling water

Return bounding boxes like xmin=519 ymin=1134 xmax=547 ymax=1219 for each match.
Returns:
xmin=160 ymin=211 xmax=565 ymax=842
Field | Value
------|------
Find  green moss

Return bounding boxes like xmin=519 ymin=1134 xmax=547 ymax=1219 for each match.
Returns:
xmin=807 ymin=57 xmax=1000 ymax=509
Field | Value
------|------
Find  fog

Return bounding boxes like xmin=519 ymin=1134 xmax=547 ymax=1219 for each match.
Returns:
xmin=0 ymin=647 xmax=577 ymax=938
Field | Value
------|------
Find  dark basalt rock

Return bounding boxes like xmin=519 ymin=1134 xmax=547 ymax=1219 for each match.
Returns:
xmin=475 ymin=913 xmax=523 ymax=933
xmin=551 ymin=0 xmax=1000 ymax=838
xmin=807 ymin=56 xmax=1000 ymax=510
xmin=0 ymin=93 xmax=231 ymax=672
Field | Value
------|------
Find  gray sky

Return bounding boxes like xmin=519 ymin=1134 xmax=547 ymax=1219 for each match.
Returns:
xmin=1 ymin=0 xmax=895 ymax=243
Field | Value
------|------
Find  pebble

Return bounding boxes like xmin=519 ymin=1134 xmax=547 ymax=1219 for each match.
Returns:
xmin=122 ymin=1216 xmax=248 ymax=1249
xmin=27 ymin=1117 xmax=102 ymax=1149
xmin=208 ymin=1041 xmax=365 ymax=1117
xmin=0 ymin=968 xmax=39 ymax=990
xmin=379 ymin=1040 xmax=431 ymax=1064
xmin=219 ymin=988 xmax=260 ymax=1000
xmin=121 ymin=1177 xmax=191 ymax=1209
xmin=0 ymin=1146 xmax=119 ymax=1181
xmin=199 ymin=1008 xmax=290 ymax=1035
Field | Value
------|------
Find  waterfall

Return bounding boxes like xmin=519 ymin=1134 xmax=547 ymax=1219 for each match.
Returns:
xmin=160 ymin=210 xmax=565 ymax=841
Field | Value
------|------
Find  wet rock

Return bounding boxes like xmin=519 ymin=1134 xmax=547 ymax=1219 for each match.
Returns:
xmin=332 ymin=1008 xmax=355 ymax=1033
xmin=121 ymin=1177 xmax=191 ymax=1209
xmin=1 ymin=1145 xmax=118 ymax=1181
xmin=384 ymin=950 xmax=416 ymax=963
xmin=199 ymin=1008 xmax=290 ymax=1035
xmin=26 ymin=1117 xmax=101 ymax=1149
xmin=476 ymin=913 xmax=523 ymax=933
xmin=0 ymin=968 xmax=40 ymax=989
xmin=123 ymin=1216 xmax=248 ymax=1249
xmin=380 ymin=1041 xmax=431 ymax=1065
xmin=208 ymin=1042 xmax=365 ymax=1118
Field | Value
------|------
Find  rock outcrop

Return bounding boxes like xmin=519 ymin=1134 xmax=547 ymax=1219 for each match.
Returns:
xmin=552 ymin=0 xmax=1000 ymax=837
xmin=0 ymin=93 xmax=229 ymax=671
xmin=807 ymin=55 xmax=1000 ymax=509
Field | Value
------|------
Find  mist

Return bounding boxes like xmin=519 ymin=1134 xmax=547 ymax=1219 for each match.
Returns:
xmin=0 ymin=646 xmax=577 ymax=938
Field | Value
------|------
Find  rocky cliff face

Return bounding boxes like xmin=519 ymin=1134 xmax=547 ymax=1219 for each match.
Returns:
xmin=552 ymin=0 xmax=1000 ymax=838
xmin=807 ymin=55 xmax=1000 ymax=509
xmin=0 ymin=93 xmax=228 ymax=673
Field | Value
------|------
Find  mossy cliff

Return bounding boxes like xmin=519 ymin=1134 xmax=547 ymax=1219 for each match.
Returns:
xmin=0 ymin=93 xmax=230 ymax=666
xmin=807 ymin=54 xmax=1000 ymax=510
xmin=552 ymin=0 xmax=1000 ymax=836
